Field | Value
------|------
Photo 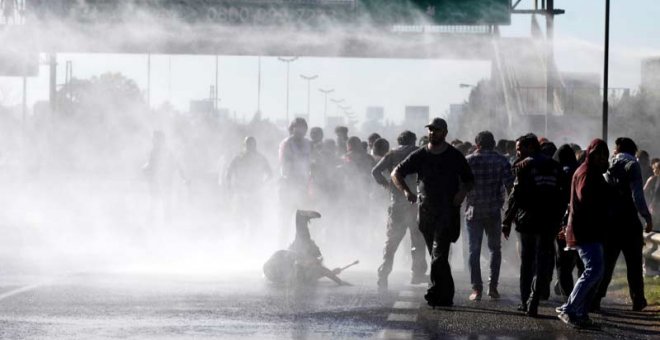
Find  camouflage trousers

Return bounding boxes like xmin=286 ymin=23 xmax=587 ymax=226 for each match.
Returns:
xmin=377 ymin=203 xmax=428 ymax=280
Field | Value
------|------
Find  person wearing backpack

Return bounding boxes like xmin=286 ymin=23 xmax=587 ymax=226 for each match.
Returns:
xmin=593 ymin=138 xmax=653 ymax=312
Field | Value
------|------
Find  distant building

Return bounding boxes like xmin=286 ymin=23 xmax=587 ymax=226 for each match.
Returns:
xmin=365 ymin=106 xmax=384 ymax=121
xmin=403 ymin=105 xmax=430 ymax=135
xmin=361 ymin=106 xmax=385 ymax=135
xmin=325 ymin=116 xmax=345 ymax=130
xmin=448 ymin=103 xmax=466 ymax=130
xmin=560 ymin=72 xmax=601 ymax=116
xmin=642 ymin=57 xmax=660 ymax=93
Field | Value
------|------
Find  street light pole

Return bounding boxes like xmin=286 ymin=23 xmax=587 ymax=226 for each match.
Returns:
xmin=278 ymin=56 xmax=298 ymax=123
xmin=147 ymin=54 xmax=151 ymax=109
xmin=215 ymin=55 xmax=219 ymax=111
xmin=257 ymin=56 xmax=262 ymax=115
xmin=602 ymin=0 xmax=610 ymax=142
xmin=300 ymin=74 xmax=318 ymax=122
xmin=319 ymin=88 xmax=334 ymax=126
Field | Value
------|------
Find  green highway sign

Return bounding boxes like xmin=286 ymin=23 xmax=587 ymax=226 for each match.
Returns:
xmin=359 ymin=0 xmax=511 ymax=25
xmin=30 ymin=0 xmax=511 ymax=26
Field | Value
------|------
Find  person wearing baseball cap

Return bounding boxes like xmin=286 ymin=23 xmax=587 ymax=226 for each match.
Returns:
xmin=391 ymin=117 xmax=475 ymax=307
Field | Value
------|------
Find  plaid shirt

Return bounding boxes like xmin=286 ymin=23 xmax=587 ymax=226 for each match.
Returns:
xmin=465 ymin=150 xmax=514 ymax=221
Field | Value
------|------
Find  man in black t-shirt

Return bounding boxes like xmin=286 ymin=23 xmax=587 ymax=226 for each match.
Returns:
xmin=392 ymin=118 xmax=474 ymax=307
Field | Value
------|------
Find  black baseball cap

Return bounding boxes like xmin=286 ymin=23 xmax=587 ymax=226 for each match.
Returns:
xmin=425 ymin=117 xmax=447 ymax=130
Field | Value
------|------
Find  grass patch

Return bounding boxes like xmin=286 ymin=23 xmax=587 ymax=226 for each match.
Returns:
xmin=608 ymin=267 xmax=660 ymax=306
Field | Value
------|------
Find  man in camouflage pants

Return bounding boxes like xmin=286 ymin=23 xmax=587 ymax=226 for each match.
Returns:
xmin=372 ymin=131 xmax=428 ymax=290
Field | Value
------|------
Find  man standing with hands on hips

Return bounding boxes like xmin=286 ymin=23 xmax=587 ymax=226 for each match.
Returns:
xmin=392 ymin=118 xmax=474 ymax=307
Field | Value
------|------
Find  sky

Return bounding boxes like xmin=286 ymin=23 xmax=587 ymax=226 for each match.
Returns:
xmin=1 ymin=0 xmax=659 ymax=127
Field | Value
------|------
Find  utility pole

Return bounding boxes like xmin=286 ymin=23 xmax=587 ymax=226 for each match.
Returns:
xmin=278 ymin=56 xmax=298 ymax=123
xmin=22 ymin=76 xmax=27 ymax=127
xmin=300 ymin=74 xmax=318 ymax=122
xmin=215 ymin=55 xmax=219 ymax=111
xmin=602 ymin=0 xmax=610 ymax=142
xmin=257 ymin=56 xmax=262 ymax=115
xmin=49 ymin=53 xmax=57 ymax=114
xmin=319 ymin=88 xmax=334 ymax=126
xmin=545 ymin=0 xmax=555 ymax=138
xmin=168 ymin=56 xmax=172 ymax=102
xmin=147 ymin=54 xmax=151 ymax=109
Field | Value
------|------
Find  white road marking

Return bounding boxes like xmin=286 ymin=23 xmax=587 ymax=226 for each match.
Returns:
xmin=387 ymin=313 xmax=418 ymax=322
xmin=393 ymin=301 xmax=420 ymax=309
xmin=398 ymin=290 xmax=416 ymax=298
xmin=376 ymin=329 xmax=414 ymax=340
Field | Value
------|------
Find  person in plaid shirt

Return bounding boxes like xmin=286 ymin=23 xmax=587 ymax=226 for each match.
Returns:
xmin=465 ymin=131 xmax=514 ymax=301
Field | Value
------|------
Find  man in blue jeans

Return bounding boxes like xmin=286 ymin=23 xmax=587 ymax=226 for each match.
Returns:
xmin=465 ymin=131 xmax=514 ymax=301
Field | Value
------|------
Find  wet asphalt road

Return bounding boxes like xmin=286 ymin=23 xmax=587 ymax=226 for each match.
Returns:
xmin=0 ymin=271 xmax=657 ymax=339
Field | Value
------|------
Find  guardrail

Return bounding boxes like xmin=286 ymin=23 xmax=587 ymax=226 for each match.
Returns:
xmin=643 ymin=232 xmax=660 ymax=274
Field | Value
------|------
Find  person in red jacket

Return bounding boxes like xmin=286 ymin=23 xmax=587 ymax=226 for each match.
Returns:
xmin=556 ymin=139 xmax=611 ymax=328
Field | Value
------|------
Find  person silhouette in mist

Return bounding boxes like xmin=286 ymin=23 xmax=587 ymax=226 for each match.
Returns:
xmin=225 ymin=136 xmax=272 ymax=233
xmin=1 ymin=0 xmax=18 ymax=25
xmin=143 ymin=130 xmax=187 ymax=225
xmin=263 ymin=210 xmax=351 ymax=286
xmin=278 ymin=118 xmax=312 ymax=244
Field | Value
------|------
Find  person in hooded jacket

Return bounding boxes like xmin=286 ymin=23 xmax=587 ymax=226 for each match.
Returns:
xmin=556 ymin=139 xmax=611 ymax=328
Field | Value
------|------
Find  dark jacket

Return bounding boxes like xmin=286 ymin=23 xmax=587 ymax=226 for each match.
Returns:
xmin=567 ymin=140 xmax=611 ymax=245
xmin=606 ymin=153 xmax=651 ymax=236
xmin=503 ymin=153 xmax=564 ymax=234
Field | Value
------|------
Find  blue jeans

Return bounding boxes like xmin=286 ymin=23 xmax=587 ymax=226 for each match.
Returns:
xmin=466 ymin=216 xmax=502 ymax=291
xmin=560 ymin=242 xmax=604 ymax=319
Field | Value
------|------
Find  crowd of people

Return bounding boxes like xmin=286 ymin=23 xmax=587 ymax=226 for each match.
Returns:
xmin=144 ymin=115 xmax=658 ymax=329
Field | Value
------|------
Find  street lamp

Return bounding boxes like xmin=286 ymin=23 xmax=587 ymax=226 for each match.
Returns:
xmin=278 ymin=56 xmax=298 ymax=123
xmin=319 ymin=88 xmax=334 ymax=125
xmin=300 ymin=74 xmax=318 ymax=122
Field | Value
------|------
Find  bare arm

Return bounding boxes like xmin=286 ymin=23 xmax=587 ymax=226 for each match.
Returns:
xmin=391 ymin=168 xmax=416 ymax=203
xmin=371 ymin=155 xmax=391 ymax=188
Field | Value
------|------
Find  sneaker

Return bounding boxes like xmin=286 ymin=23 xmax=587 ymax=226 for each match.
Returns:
xmin=411 ymin=274 xmax=430 ymax=285
xmin=558 ymin=312 xmax=577 ymax=327
xmin=487 ymin=287 xmax=500 ymax=299
xmin=559 ymin=312 xmax=593 ymax=329
xmin=469 ymin=290 xmax=482 ymax=301
xmin=517 ymin=303 xmax=528 ymax=312
xmin=555 ymin=306 xmax=565 ymax=313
